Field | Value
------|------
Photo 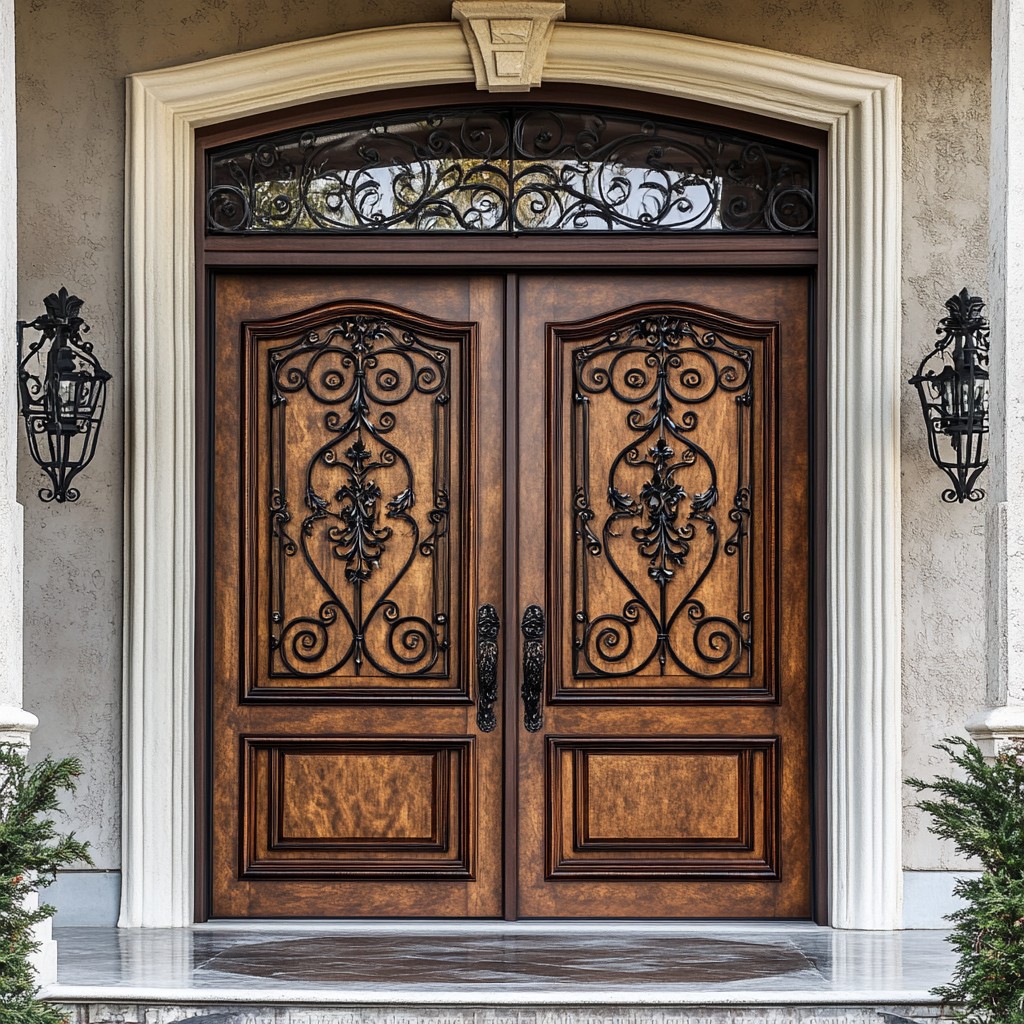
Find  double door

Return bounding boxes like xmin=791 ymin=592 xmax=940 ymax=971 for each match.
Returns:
xmin=208 ymin=270 xmax=814 ymax=919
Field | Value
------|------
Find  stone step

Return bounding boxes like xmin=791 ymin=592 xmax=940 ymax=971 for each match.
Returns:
xmin=61 ymin=1004 xmax=953 ymax=1024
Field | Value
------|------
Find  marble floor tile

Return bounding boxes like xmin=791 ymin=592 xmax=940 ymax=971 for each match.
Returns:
xmin=47 ymin=924 xmax=956 ymax=1007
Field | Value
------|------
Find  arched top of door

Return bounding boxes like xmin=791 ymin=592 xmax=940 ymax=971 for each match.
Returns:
xmin=201 ymin=85 xmax=821 ymax=238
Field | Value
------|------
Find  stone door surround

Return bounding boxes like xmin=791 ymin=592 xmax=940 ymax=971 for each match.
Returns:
xmin=122 ymin=8 xmax=902 ymax=928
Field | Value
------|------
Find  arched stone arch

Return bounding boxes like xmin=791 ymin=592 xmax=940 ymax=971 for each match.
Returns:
xmin=123 ymin=17 xmax=902 ymax=929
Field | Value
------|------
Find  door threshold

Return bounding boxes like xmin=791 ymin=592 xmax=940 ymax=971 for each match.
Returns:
xmin=193 ymin=918 xmax=829 ymax=934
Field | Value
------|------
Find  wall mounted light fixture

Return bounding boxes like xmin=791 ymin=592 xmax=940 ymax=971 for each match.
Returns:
xmin=908 ymin=289 xmax=990 ymax=503
xmin=16 ymin=287 xmax=111 ymax=503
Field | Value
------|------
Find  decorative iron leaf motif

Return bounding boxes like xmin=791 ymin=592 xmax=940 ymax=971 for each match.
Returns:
xmin=207 ymin=106 xmax=816 ymax=235
xmin=570 ymin=311 xmax=755 ymax=679
xmin=267 ymin=311 xmax=455 ymax=679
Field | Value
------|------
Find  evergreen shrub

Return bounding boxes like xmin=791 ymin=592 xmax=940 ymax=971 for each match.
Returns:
xmin=0 ymin=743 xmax=90 ymax=1024
xmin=907 ymin=737 xmax=1024 ymax=1024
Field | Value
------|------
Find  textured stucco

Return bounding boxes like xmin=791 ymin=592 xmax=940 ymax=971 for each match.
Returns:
xmin=15 ymin=0 xmax=990 ymax=873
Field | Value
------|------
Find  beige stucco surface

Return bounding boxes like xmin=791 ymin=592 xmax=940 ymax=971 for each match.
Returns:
xmin=15 ymin=0 xmax=990 ymax=873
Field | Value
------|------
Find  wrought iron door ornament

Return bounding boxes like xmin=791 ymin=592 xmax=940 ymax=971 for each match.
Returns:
xmin=571 ymin=313 xmax=754 ymax=679
xmin=268 ymin=314 xmax=452 ymax=678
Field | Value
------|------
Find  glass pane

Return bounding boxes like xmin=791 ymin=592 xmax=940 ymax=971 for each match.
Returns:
xmin=207 ymin=106 xmax=816 ymax=235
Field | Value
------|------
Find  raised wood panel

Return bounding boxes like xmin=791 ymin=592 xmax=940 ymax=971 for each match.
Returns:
xmin=549 ymin=304 xmax=775 ymax=702
xmin=583 ymin=750 xmax=742 ymax=843
xmin=547 ymin=737 xmax=778 ymax=879
xmin=277 ymin=750 xmax=439 ymax=844
xmin=243 ymin=737 xmax=473 ymax=878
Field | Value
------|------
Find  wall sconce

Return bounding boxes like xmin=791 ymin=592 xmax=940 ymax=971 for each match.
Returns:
xmin=908 ymin=289 xmax=990 ymax=503
xmin=16 ymin=287 xmax=111 ymax=503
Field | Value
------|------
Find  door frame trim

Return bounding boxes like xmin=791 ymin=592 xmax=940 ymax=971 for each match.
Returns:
xmin=122 ymin=18 xmax=902 ymax=928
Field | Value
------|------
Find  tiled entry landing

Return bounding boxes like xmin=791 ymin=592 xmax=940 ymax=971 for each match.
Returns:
xmin=49 ymin=924 xmax=956 ymax=1023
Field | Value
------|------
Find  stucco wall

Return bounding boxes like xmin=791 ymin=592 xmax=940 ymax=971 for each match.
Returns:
xmin=15 ymin=0 xmax=990 ymax=877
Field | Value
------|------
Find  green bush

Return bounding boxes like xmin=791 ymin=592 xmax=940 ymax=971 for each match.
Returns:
xmin=907 ymin=737 xmax=1024 ymax=1024
xmin=0 ymin=743 xmax=91 ymax=1024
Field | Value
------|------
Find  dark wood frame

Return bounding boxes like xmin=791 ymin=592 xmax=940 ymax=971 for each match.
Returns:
xmin=193 ymin=82 xmax=829 ymax=924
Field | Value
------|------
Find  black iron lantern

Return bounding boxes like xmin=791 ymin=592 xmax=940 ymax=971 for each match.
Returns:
xmin=908 ymin=289 xmax=990 ymax=503
xmin=16 ymin=287 xmax=111 ymax=503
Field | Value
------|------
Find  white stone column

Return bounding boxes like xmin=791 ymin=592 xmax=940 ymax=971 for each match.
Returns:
xmin=973 ymin=0 xmax=1024 ymax=755
xmin=0 ymin=0 xmax=54 ymax=986
xmin=0 ymin=0 xmax=31 ymax=744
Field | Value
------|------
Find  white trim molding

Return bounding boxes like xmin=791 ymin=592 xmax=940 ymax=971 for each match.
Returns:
xmin=123 ymin=19 xmax=902 ymax=928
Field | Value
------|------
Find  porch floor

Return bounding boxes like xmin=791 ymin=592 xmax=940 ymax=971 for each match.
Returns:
xmin=48 ymin=923 xmax=954 ymax=1008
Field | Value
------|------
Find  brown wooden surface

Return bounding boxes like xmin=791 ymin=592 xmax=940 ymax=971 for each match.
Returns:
xmin=514 ymin=272 xmax=813 ymax=918
xmin=208 ymin=270 xmax=814 ymax=920
xmin=210 ymin=273 xmax=506 ymax=917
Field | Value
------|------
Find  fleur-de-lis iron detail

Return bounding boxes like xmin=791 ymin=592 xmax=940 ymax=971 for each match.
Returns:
xmin=634 ymin=438 xmax=692 ymax=585
xmin=328 ymin=441 xmax=392 ymax=584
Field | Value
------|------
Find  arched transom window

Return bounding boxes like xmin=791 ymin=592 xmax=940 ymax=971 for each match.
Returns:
xmin=206 ymin=105 xmax=817 ymax=235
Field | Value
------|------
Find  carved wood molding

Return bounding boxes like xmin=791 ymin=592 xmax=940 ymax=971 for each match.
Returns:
xmin=452 ymin=1 xmax=565 ymax=92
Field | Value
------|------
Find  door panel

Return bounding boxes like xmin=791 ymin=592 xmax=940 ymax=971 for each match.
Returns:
xmin=548 ymin=301 xmax=772 ymax=699
xmin=514 ymin=273 xmax=813 ymax=918
xmin=546 ymin=737 xmax=778 ymax=878
xmin=210 ymin=273 xmax=505 ymax=917
xmin=250 ymin=302 xmax=470 ymax=698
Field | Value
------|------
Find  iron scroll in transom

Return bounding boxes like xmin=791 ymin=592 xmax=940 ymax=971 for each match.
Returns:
xmin=206 ymin=106 xmax=817 ymax=235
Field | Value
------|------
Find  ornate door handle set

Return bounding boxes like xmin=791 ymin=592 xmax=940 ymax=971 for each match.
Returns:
xmin=474 ymin=603 xmax=546 ymax=733
xmin=519 ymin=605 xmax=545 ymax=732
xmin=475 ymin=604 xmax=500 ymax=732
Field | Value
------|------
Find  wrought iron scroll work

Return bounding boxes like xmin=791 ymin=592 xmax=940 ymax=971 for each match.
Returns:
xmin=268 ymin=313 xmax=453 ymax=679
xmin=521 ymin=604 xmax=545 ymax=732
xmin=571 ymin=312 xmax=755 ymax=680
xmin=476 ymin=604 xmax=500 ymax=732
xmin=207 ymin=106 xmax=816 ymax=235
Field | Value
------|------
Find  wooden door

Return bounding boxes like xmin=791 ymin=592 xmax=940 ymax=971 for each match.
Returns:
xmin=513 ymin=272 xmax=813 ymax=918
xmin=209 ymin=272 xmax=506 ymax=917
xmin=207 ymin=269 xmax=815 ymax=919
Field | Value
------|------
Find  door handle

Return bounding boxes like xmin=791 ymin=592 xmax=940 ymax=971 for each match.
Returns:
xmin=520 ymin=604 xmax=545 ymax=732
xmin=475 ymin=604 xmax=500 ymax=732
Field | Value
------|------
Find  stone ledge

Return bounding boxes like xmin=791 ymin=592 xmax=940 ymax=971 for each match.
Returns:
xmin=965 ymin=704 xmax=1024 ymax=757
